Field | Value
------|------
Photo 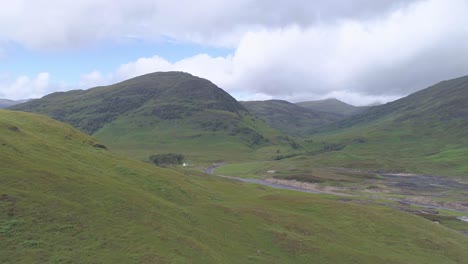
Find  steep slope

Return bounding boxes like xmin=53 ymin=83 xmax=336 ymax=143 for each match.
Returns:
xmin=297 ymin=98 xmax=368 ymax=116
xmin=11 ymin=72 xmax=291 ymax=162
xmin=242 ymin=100 xmax=342 ymax=137
xmin=307 ymin=75 xmax=468 ymax=175
xmin=1 ymin=109 xmax=468 ymax=263
xmin=333 ymin=75 xmax=468 ymax=130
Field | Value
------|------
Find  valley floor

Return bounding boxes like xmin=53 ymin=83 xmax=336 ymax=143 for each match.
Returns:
xmin=211 ymin=162 xmax=468 ymax=236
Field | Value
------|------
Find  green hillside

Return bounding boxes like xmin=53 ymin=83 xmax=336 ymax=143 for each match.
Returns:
xmin=331 ymin=75 xmax=468 ymax=130
xmin=1 ymin=109 xmax=468 ymax=263
xmin=262 ymin=75 xmax=468 ymax=176
xmin=242 ymin=100 xmax=342 ymax=137
xmin=11 ymin=72 xmax=293 ymax=163
xmin=315 ymin=75 xmax=468 ymax=175
xmin=297 ymin=98 xmax=368 ymax=116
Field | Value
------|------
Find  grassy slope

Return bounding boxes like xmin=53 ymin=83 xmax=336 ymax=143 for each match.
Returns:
xmin=11 ymin=72 xmax=294 ymax=163
xmin=316 ymin=75 xmax=468 ymax=175
xmin=256 ymin=75 xmax=468 ymax=176
xmin=2 ymin=109 xmax=468 ymax=263
xmin=94 ymin=110 xmax=291 ymax=163
xmin=296 ymin=98 xmax=368 ymax=116
xmin=242 ymin=100 xmax=343 ymax=137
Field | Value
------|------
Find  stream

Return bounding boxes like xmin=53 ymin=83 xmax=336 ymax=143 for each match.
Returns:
xmin=204 ymin=164 xmax=329 ymax=194
xmin=204 ymin=164 xmax=468 ymax=214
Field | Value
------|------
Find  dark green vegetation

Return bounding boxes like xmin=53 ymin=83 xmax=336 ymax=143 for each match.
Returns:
xmin=149 ymin=153 xmax=185 ymax=167
xmin=0 ymin=99 xmax=29 ymax=109
xmin=227 ymin=75 xmax=468 ymax=177
xmin=10 ymin=72 xmax=468 ymax=174
xmin=242 ymin=100 xmax=342 ymax=137
xmin=297 ymin=98 xmax=368 ymax=116
xmin=2 ymin=109 xmax=468 ymax=263
xmin=309 ymin=74 xmax=468 ymax=176
xmin=216 ymin=75 xmax=468 ymax=236
xmin=11 ymin=72 xmax=293 ymax=163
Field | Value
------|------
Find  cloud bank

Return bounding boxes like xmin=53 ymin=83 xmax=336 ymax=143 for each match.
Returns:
xmin=0 ymin=0 xmax=419 ymax=49
xmin=1 ymin=0 xmax=468 ymax=105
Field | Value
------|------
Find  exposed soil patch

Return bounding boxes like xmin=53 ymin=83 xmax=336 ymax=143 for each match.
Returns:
xmin=92 ymin=143 xmax=108 ymax=150
xmin=206 ymin=163 xmax=468 ymax=214
xmin=404 ymin=196 xmax=468 ymax=212
xmin=264 ymin=178 xmax=349 ymax=196
xmin=282 ymin=174 xmax=326 ymax=183
xmin=7 ymin=126 xmax=21 ymax=133
xmin=0 ymin=194 xmax=16 ymax=217
xmin=381 ymin=173 xmax=468 ymax=194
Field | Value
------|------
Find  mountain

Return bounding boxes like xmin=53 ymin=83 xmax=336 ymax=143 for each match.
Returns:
xmin=0 ymin=99 xmax=29 ymax=108
xmin=310 ymin=75 xmax=468 ymax=175
xmin=297 ymin=98 xmax=368 ymax=116
xmin=333 ymin=75 xmax=468 ymax=130
xmin=242 ymin=100 xmax=343 ymax=137
xmin=2 ymin=109 xmax=468 ymax=263
xmin=11 ymin=72 xmax=293 ymax=162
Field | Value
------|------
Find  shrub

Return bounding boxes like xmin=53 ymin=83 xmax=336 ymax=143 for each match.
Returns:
xmin=149 ymin=153 xmax=185 ymax=167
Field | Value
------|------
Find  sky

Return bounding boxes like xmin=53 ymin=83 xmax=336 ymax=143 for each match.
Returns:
xmin=1 ymin=0 xmax=468 ymax=105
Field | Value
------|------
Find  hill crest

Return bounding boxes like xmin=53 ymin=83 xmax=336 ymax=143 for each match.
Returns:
xmin=11 ymin=72 xmax=291 ymax=162
xmin=242 ymin=99 xmax=343 ymax=137
xmin=296 ymin=98 xmax=368 ymax=116
xmin=12 ymin=71 xmax=246 ymax=134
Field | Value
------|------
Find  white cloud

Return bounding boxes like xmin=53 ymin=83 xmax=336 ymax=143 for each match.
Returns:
xmin=1 ymin=0 xmax=468 ymax=105
xmin=0 ymin=73 xmax=51 ymax=99
xmin=77 ymin=70 xmax=112 ymax=89
xmin=115 ymin=54 xmax=235 ymax=86
xmin=0 ymin=0 xmax=419 ymax=49
xmin=109 ymin=0 xmax=468 ymax=104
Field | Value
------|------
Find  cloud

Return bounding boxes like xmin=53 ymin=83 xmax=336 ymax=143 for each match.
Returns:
xmin=115 ymin=54 xmax=235 ymax=86
xmin=0 ymin=0 xmax=419 ymax=49
xmin=77 ymin=70 xmax=112 ymax=88
xmin=109 ymin=0 xmax=468 ymax=105
xmin=0 ymin=73 xmax=51 ymax=99
xmin=1 ymin=0 xmax=467 ymax=106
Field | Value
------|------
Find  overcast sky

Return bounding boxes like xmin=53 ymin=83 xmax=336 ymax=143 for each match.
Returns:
xmin=1 ymin=0 xmax=468 ymax=105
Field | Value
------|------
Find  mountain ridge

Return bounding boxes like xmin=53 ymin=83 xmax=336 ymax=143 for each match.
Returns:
xmin=0 ymin=99 xmax=30 ymax=108
xmin=304 ymin=74 xmax=468 ymax=175
xmin=297 ymin=98 xmax=369 ymax=116
xmin=13 ymin=71 xmax=246 ymax=134
xmin=242 ymin=99 xmax=343 ymax=137
xmin=11 ymin=72 xmax=293 ymax=162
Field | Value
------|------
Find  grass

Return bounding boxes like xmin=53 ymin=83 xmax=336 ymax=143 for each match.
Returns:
xmin=217 ymin=117 xmax=468 ymax=179
xmin=294 ymin=75 xmax=468 ymax=176
xmin=93 ymin=110 xmax=293 ymax=164
xmin=296 ymin=98 xmax=367 ymax=116
xmin=242 ymin=100 xmax=342 ymax=137
xmin=2 ymin=109 xmax=468 ymax=263
xmin=12 ymin=72 xmax=297 ymax=164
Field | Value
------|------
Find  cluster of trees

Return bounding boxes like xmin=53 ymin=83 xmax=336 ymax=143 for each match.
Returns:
xmin=149 ymin=153 xmax=185 ymax=167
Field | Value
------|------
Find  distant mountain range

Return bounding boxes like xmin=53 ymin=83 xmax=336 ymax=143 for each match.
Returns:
xmin=10 ymin=71 xmax=468 ymax=174
xmin=329 ymin=75 xmax=468 ymax=131
xmin=0 ymin=99 xmax=30 ymax=108
xmin=312 ymin=74 xmax=468 ymax=175
xmin=296 ymin=98 xmax=369 ymax=116
xmin=242 ymin=100 xmax=343 ymax=136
